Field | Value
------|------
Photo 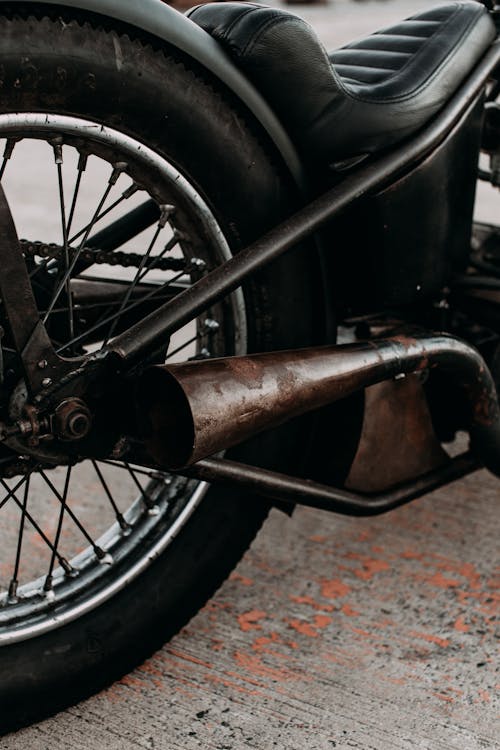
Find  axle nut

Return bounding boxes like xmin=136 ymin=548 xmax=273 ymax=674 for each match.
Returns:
xmin=54 ymin=398 xmax=92 ymax=441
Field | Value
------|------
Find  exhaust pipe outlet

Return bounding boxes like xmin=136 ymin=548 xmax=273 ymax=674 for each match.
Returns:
xmin=137 ymin=333 xmax=500 ymax=475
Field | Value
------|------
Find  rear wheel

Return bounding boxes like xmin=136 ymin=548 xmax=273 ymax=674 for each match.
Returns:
xmin=0 ymin=8 xmax=321 ymax=729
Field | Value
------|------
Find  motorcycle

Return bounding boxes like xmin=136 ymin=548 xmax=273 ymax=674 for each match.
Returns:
xmin=0 ymin=0 xmax=498 ymax=730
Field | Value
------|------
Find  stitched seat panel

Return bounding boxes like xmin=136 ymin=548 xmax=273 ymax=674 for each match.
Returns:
xmin=333 ymin=65 xmax=396 ymax=85
xmin=188 ymin=1 xmax=496 ymax=163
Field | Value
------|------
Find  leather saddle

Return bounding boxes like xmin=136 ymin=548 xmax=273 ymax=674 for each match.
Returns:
xmin=187 ymin=1 xmax=496 ymax=166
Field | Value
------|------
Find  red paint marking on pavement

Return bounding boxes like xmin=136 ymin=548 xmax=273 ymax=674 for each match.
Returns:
xmin=230 ymin=572 xmax=254 ymax=586
xmin=433 ymin=692 xmax=454 ymax=703
xmin=341 ymin=603 xmax=360 ymax=617
xmin=453 ymin=615 xmax=470 ymax=633
xmin=205 ymin=671 xmax=262 ymax=696
xmin=477 ymin=689 xmax=491 ymax=703
xmin=237 ymin=609 xmax=267 ymax=632
xmin=251 ymin=632 xmax=297 ymax=661
xmin=224 ymin=669 xmax=264 ymax=689
xmin=355 ymin=530 xmax=373 ymax=543
xmin=320 ymin=578 xmax=351 ymax=599
xmin=252 ymin=632 xmax=296 ymax=651
xmin=349 ymin=626 xmax=372 ymax=638
xmin=287 ymin=619 xmax=319 ymax=638
xmin=354 ymin=558 xmax=390 ymax=581
xmin=166 ymin=648 xmax=213 ymax=669
xmin=409 ymin=631 xmax=450 ymax=648
xmin=428 ymin=571 xmax=460 ymax=589
xmin=314 ymin=615 xmax=332 ymax=629
xmin=290 ymin=594 xmax=334 ymax=612
xmin=371 ymin=618 xmax=396 ymax=629
xmin=103 ymin=683 xmax=126 ymax=704
xmin=137 ymin=660 xmax=168 ymax=691
xmin=401 ymin=549 xmax=424 ymax=560
xmin=285 ymin=615 xmax=332 ymax=638
xmin=233 ymin=651 xmax=300 ymax=682
xmin=118 ymin=674 xmax=149 ymax=691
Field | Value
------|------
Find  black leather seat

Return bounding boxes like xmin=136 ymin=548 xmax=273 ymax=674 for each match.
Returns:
xmin=188 ymin=2 xmax=496 ymax=166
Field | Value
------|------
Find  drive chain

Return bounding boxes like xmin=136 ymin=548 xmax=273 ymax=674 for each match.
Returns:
xmin=20 ymin=240 xmax=188 ymax=272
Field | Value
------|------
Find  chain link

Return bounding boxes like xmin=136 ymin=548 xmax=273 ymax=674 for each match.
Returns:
xmin=21 ymin=240 xmax=189 ymax=272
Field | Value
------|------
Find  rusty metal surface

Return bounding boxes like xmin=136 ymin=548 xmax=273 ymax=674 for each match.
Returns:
xmin=346 ymin=376 xmax=448 ymax=492
xmin=139 ymin=333 xmax=500 ymax=477
xmin=185 ymin=452 xmax=478 ymax=516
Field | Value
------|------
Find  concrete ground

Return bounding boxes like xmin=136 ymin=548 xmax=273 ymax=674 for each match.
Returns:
xmin=1 ymin=0 xmax=499 ymax=748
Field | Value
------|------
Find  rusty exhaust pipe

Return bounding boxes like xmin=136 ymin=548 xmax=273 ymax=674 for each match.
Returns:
xmin=137 ymin=333 xmax=500 ymax=475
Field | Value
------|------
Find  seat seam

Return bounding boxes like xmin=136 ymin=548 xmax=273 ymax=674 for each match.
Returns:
xmin=330 ymin=3 xmax=464 ymax=104
xmin=331 ymin=3 xmax=463 ymax=100
xmin=333 ymin=4 xmax=487 ymax=105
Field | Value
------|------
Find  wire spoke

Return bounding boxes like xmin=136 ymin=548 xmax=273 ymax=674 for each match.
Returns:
xmin=134 ymin=231 xmax=181 ymax=285
xmin=0 ymin=476 xmax=73 ymax=574
xmin=0 ymin=474 xmax=31 ymax=513
xmin=166 ymin=333 xmax=202 ymax=360
xmin=91 ymin=461 xmax=130 ymax=531
xmin=54 ymin=141 xmax=75 ymax=341
xmin=56 ymin=270 xmax=187 ymax=354
xmin=165 ymin=318 xmax=219 ymax=361
xmin=7 ymin=475 xmax=31 ymax=599
xmin=0 ymin=138 xmax=16 ymax=181
xmin=66 ymin=152 xmax=88 ymax=237
xmin=39 ymin=470 xmax=106 ymax=560
xmin=68 ymin=182 xmax=138 ymax=246
xmin=98 ymin=460 xmax=169 ymax=481
xmin=44 ymin=466 xmax=72 ymax=591
xmin=102 ymin=215 xmax=169 ymax=346
xmin=43 ymin=164 xmax=126 ymax=325
xmin=122 ymin=463 xmax=156 ymax=509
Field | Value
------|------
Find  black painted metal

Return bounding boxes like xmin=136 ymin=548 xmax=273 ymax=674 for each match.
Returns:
xmin=0 ymin=185 xmax=70 ymax=395
xmin=86 ymin=200 xmax=160 ymax=253
xmin=108 ymin=41 xmax=500 ymax=364
xmin=183 ymin=453 xmax=478 ymax=516
xmin=2 ymin=0 xmax=306 ymax=188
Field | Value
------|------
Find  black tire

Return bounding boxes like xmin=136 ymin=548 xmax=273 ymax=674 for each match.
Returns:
xmin=0 ymin=7 xmax=323 ymax=731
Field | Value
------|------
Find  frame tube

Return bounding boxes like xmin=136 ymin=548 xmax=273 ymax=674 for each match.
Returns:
xmin=108 ymin=42 xmax=500 ymax=364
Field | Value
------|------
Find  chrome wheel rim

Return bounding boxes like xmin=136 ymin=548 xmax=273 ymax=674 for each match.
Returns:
xmin=0 ymin=114 xmax=246 ymax=643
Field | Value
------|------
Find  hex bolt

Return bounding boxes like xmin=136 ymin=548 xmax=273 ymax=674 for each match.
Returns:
xmin=54 ymin=399 xmax=92 ymax=441
xmin=37 ymin=359 xmax=48 ymax=370
xmin=41 ymin=377 xmax=52 ymax=388
xmin=189 ymin=257 xmax=207 ymax=272
xmin=203 ymin=318 xmax=220 ymax=334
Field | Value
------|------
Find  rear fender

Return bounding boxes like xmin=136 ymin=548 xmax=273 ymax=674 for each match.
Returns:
xmin=2 ymin=0 xmax=306 ymax=189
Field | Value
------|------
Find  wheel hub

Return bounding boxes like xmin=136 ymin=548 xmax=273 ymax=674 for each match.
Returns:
xmin=53 ymin=398 xmax=93 ymax=441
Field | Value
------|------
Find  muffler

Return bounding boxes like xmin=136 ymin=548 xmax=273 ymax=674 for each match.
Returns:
xmin=137 ymin=332 xmax=500 ymax=475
